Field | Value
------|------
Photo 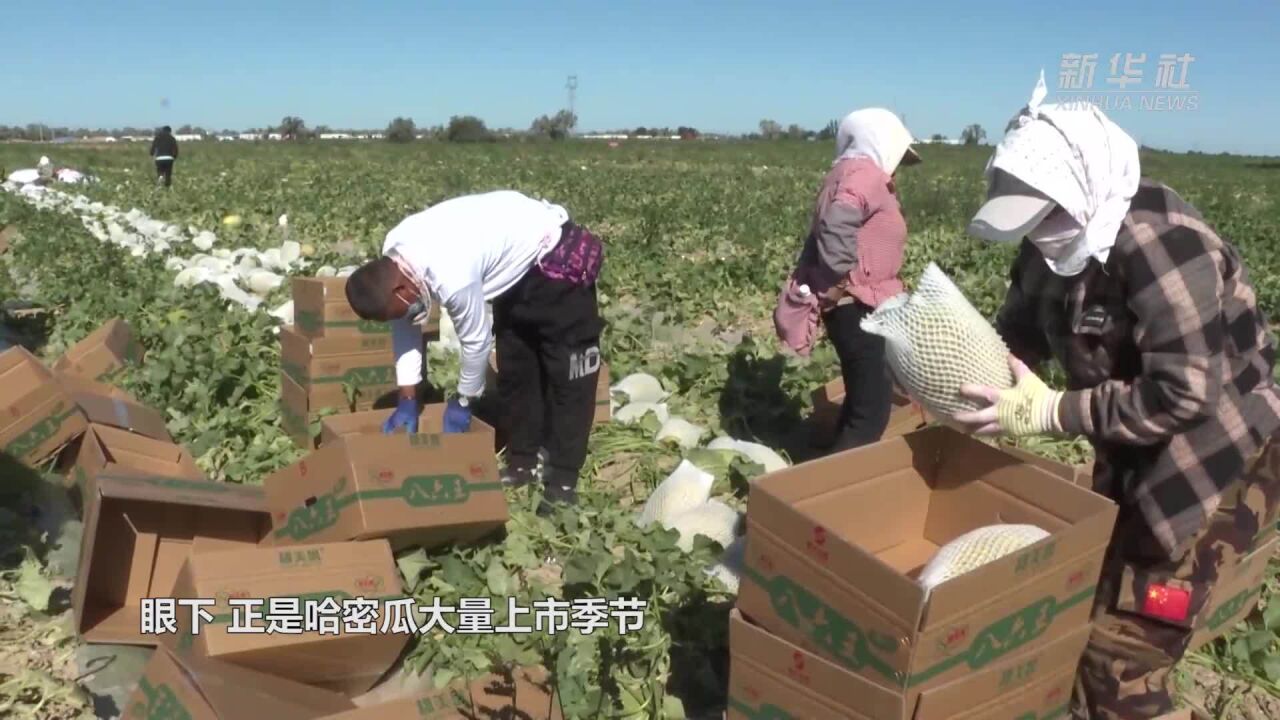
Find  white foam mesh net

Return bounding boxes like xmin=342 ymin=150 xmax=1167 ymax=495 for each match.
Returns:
xmin=860 ymin=262 xmax=1014 ymax=420
xmin=917 ymin=523 xmax=1050 ymax=590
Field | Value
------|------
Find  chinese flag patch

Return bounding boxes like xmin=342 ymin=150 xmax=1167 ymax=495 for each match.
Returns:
xmin=1142 ymin=583 xmax=1191 ymax=623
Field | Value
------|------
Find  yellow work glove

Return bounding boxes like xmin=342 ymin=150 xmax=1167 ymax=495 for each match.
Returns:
xmin=995 ymin=369 xmax=1063 ymax=436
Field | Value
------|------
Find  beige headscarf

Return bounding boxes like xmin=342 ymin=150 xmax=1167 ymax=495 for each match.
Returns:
xmin=834 ymin=108 xmax=921 ymax=175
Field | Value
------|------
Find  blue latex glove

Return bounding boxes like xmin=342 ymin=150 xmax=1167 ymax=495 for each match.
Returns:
xmin=443 ymin=397 xmax=472 ymax=434
xmin=383 ymin=397 xmax=419 ymax=435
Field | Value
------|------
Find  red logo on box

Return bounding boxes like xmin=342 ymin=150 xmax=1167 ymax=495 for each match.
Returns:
xmin=376 ymin=469 xmax=394 ymax=486
xmin=1046 ymin=687 xmax=1063 ymax=704
xmin=1067 ymin=569 xmax=1086 ymax=590
xmin=939 ymin=624 xmax=969 ymax=654
xmin=299 ymin=462 xmax=308 ymax=477
xmin=805 ymin=525 xmax=829 ymax=563
xmin=786 ymin=651 xmax=811 ymax=685
xmin=469 ymin=464 xmax=484 ymax=478
xmin=355 ymin=575 xmax=384 ymax=594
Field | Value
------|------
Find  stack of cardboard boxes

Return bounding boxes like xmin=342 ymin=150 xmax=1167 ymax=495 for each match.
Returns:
xmin=280 ymin=277 xmax=440 ymax=449
xmin=728 ymin=425 xmax=1122 ymax=719
xmin=1 ymin=316 xmax=561 ymax=719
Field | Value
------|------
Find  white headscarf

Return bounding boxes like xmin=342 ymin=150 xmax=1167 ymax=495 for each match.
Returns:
xmin=834 ymin=108 xmax=917 ymax=176
xmin=987 ymin=71 xmax=1141 ymax=276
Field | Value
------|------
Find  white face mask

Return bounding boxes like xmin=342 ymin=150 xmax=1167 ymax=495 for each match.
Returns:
xmin=1027 ymin=208 xmax=1088 ymax=276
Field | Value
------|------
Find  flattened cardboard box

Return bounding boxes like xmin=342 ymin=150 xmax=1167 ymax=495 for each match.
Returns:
xmin=810 ymin=378 xmax=931 ymax=448
xmin=0 ymin=346 xmax=89 ymax=466
xmin=727 ymin=608 xmax=1087 ymax=720
xmin=168 ymin=539 xmax=409 ymax=695
xmin=1188 ymin=534 xmax=1280 ymax=653
xmin=319 ymin=403 xmax=496 ymax=448
xmin=121 ymin=645 xmax=356 ymax=720
xmin=293 ymin=276 xmax=440 ymax=337
xmin=64 ymin=423 xmax=204 ymax=504
xmin=320 ymin=666 xmax=562 ymax=720
xmin=265 ymin=431 xmax=507 ymax=552
xmin=737 ymin=426 xmax=1118 ymax=699
xmin=53 ymin=317 xmax=143 ymax=383
xmin=73 ymin=474 xmax=271 ymax=644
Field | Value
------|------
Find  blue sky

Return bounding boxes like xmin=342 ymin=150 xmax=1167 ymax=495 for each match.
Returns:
xmin=4 ymin=0 xmax=1277 ymax=155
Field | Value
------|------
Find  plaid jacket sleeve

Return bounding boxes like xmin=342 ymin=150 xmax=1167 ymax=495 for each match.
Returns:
xmin=1057 ymin=223 xmax=1226 ymax=444
xmin=995 ymin=242 xmax=1053 ymax=372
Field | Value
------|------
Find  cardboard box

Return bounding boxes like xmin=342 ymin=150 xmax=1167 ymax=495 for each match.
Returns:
xmin=319 ymin=403 xmax=497 ymax=448
xmin=169 ymin=539 xmax=409 ymax=694
xmin=56 ymin=369 xmax=172 ymax=443
xmin=737 ymin=426 xmax=1118 ymax=699
xmin=53 ymin=317 xmax=143 ymax=383
xmin=1188 ymin=535 xmax=1280 ymax=652
xmin=293 ymin=276 xmax=440 ymax=338
xmin=279 ymin=325 xmax=400 ymax=406
xmin=278 ymin=324 xmax=403 ymax=450
xmin=73 ymin=474 xmax=271 ymax=644
xmin=320 ymin=666 xmax=562 ymax=720
xmin=66 ymin=423 xmax=205 ymax=499
xmin=0 ymin=224 xmax=17 ymax=254
xmin=0 ymin=346 xmax=90 ymax=466
xmin=998 ymin=444 xmax=1095 ymax=489
xmin=593 ymin=362 xmax=612 ymax=424
xmin=810 ymin=378 xmax=932 ymax=448
xmin=121 ymin=645 xmax=357 ymax=719
xmin=264 ymin=431 xmax=507 ymax=552
xmin=727 ymin=608 xmax=1086 ymax=720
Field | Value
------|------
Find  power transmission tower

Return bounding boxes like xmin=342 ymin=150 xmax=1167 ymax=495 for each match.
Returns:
xmin=566 ymin=75 xmax=578 ymax=123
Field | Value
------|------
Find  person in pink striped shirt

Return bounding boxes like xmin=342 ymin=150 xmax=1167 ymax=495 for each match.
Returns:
xmin=785 ymin=108 xmax=922 ymax=452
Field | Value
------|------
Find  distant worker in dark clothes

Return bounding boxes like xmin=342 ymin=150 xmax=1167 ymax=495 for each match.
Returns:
xmin=149 ymin=126 xmax=178 ymax=188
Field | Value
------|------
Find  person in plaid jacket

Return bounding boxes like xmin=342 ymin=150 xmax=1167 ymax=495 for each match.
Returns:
xmin=954 ymin=73 xmax=1280 ymax=719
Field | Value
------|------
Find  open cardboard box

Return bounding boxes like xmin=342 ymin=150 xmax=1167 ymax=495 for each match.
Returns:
xmin=73 ymin=474 xmax=271 ymax=644
xmin=168 ymin=539 xmax=409 ymax=695
xmin=321 ymin=665 xmax=562 ymax=720
xmin=53 ymin=317 xmax=142 ymax=383
xmin=727 ymin=608 xmax=1086 ymax=720
xmin=279 ymin=371 xmax=400 ymax=451
xmin=0 ymin=346 xmax=89 ymax=466
xmin=121 ymin=645 xmax=356 ymax=719
xmin=810 ymin=378 xmax=931 ymax=449
xmin=264 ymin=431 xmax=507 ymax=552
xmin=64 ymin=423 xmax=205 ymax=509
xmin=319 ymin=403 xmax=496 ymax=448
xmin=293 ymin=276 xmax=440 ymax=337
xmin=736 ymin=425 xmax=1118 ymax=700
xmin=64 ymin=380 xmax=173 ymax=442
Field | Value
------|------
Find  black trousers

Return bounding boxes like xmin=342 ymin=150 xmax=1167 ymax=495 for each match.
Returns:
xmin=492 ymin=251 xmax=604 ymax=488
xmin=823 ymin=301 xmax=893 ymax=452
xmin=155 ymin=159 xmax=174 ymax=187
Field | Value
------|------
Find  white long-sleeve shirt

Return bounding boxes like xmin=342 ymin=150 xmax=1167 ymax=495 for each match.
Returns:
xmin=382 ymin=190 xmax=569 ymax=397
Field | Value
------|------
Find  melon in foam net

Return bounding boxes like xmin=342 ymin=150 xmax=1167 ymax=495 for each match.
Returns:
xmin=859 ymin=261 xmax=1014 ymax=421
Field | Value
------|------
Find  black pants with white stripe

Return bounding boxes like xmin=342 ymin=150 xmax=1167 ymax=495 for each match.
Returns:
xmin=492 ymin=262 xmax=603 ymax=489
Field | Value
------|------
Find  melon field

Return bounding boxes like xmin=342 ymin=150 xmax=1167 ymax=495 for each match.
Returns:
xmin=0 ymin=139 xmax=1278 ymax=719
